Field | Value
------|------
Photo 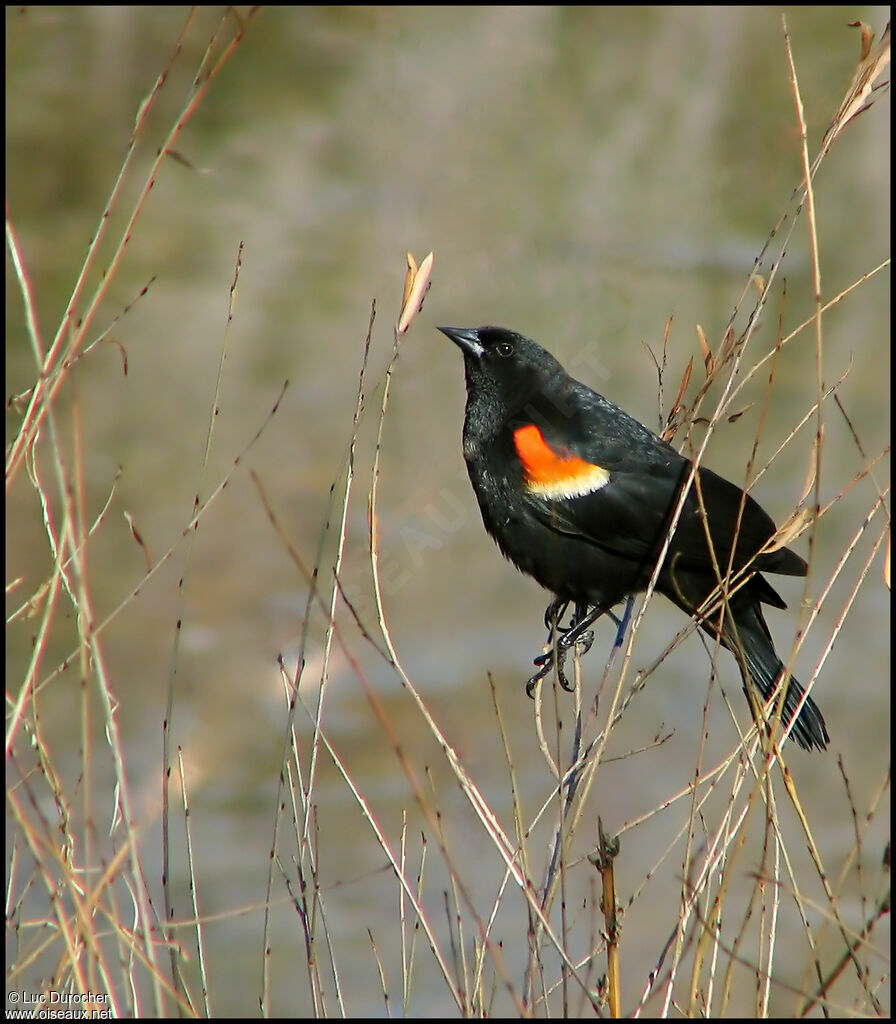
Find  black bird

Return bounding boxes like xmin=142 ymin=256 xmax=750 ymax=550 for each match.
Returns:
xmin=438 ymin=325 xmax=828 ymax=751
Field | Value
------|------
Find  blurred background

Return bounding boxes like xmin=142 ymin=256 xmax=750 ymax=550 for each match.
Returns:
xmin=7 ymin=7 xmax=890 ymax=1016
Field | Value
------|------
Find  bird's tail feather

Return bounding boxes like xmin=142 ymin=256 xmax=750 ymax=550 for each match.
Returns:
xmin=726 ymin=603 xmax=829 ymax=751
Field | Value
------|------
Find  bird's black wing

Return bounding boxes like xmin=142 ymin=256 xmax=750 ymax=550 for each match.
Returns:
xmin=518 ymin=384 xmax=806 ymax=580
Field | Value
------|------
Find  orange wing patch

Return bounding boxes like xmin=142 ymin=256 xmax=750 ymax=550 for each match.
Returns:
xmin=513 ymin=424 xmax=610 ymax=499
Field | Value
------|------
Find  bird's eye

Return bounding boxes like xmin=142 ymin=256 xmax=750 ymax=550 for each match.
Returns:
xmin=496 ymin=341 xmax=514 ymax=357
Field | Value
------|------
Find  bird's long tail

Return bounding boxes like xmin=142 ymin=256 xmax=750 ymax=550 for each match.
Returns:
xmin=722 ymin=599 xmax=829 ymax=751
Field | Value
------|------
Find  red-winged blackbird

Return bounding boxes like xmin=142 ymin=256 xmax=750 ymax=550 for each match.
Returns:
xmin=438 ymin=325 xmax=829 ymax=752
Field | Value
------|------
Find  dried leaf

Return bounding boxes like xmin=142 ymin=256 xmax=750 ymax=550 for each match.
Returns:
xmin=695 ymin=324 xmax=713 ymax=378
xmin=672 ymin=355 xmax=693 ymax=412
xmin=661 ymin=356 xmax=694 ymax=441
xmin=719 ymin=326 xmax=738 ymax=364
xmin=763 ymin=507 xmax=813 ymax=554
xmin=661 ymin=409 xmax=683 ymax=443
xmin=851 ymin=20 xmax=877 ymax=64
xmin=124 ymin=510 xmax=153 ymax=572
xmin=397 ymin=251 xmax=434 ymax=333
xmin=799 ymin=435 xmax=820 ymax=506
xmin=750 ymin=272 xmax=767 ymax=301
xmin=662 ymin=315 xmax=674 ymax=355
xmin=821 ymin=21 xmax=890 ymax=155
xmin=401 ymin=251 xmax=418 ymax=312
xmin=726 ymin=403 xmax=754 ymax=424
xmin=166 ymin=149 xmax=198 ymax=171
xmin=26 ymin=579 xmax=50 ymax=619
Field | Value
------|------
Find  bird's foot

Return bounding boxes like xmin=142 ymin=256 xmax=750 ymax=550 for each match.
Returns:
xmin=527 ymin=601 xmax=601 ymax=696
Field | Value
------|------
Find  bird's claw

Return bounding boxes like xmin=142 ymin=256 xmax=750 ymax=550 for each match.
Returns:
xmin=526 ymin=629 xmax=594 ymax=697
xmin=527 ymin=600 xmax=604 ymax=697
xmin=526 ymin=649 xmax=574 ymax=695
xmin=525 ymin=662 xmax=550 ymax=698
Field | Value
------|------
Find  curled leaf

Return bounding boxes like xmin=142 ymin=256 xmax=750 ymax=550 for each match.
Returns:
xmin=102 ymin=336 xmax=129 ymax=376
xmin=850 ymin=20 xmax=877 ymax=64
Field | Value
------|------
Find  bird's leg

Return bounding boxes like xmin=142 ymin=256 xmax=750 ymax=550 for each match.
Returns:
xmin=560 ymin=601 xmax=596 ymax=655
xmin=543 ymin=597 xmax=570 ymax=632
xmin=611 ymin=595 xmax=634 ymax=652
xmin=543 ymin=598 xmax=615 ymax=643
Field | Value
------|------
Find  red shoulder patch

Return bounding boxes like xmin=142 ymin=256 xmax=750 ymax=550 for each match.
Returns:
xmin=513 ymin=424 xmax=610 ymax=499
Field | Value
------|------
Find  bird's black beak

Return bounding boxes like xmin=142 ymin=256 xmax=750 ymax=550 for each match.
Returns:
xmin=438 ymin=326 xmax=485 ymax=360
